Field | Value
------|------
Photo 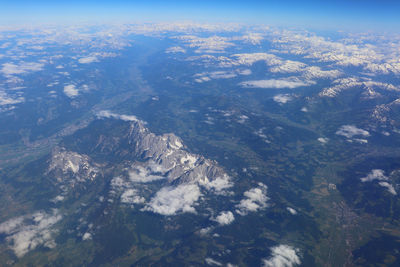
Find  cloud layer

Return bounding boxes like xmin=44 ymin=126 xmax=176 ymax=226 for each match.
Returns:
xmin=0 ymin=210 xmax=62 ymax=257
xmin=97 ymin=110 xmax=141 ymax=122
xmin=336 ymin=125 xmax=370 ymax=139
xmin=1 ymin=62 xmax=44 ymax=76
xmin=240 ymin=78 xmax=315 ymax=89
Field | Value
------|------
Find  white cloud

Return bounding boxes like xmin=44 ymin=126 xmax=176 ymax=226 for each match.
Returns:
xmin=236 ymin=183 xmax=269 ymax=215
xmin=63 ymin=84 xmax=79 ymax=98
xmin=273 ymin=94 xmax=293 ymax=104
xmin=237 ymin=69 xmax=252 ymax=75
xmin=198 ymin=174 xmax=233 ymax=192
xmin=336 ymin=125 xmax=370 ymax=139
xmin=353 ymin=138 xmax=368 ymax=144
xmin=0 ymin=90 xmax=24 ymax=106
xmin=166 ymin=46 xmax=186 ymax=53
xmin=0 ymin=217 xmax=25 ymax=233
xmin=120 ymin=189 xmax=146 ymax=204
xmin=317 ymin=137 xmax=329 ymax=144
xmin=254 ymin=128 xmax=271 ymax=143
xmin=205 ymin=257 xmax=223 ymax=266
xmin=237 ymin=114 xmax=249 ymax=124
xmin=378 ymin=182 xmax=397 ymax=195
xmin=82 ymin=232 xmax=92 ymax=241
xmin=199 ymin=226 xmax=214 ymax=235
xmin=195 ymin=76 xmax=212 ymax=83
xmin=194 ymin=68 xmax=252 ymax=83
xmin=0 ymin=210 xmax=62 ymax=257
xmin=51 ymin=195 xmax=65 ymax=203
xmin=1 ymin=62 xmax=44 ymax=76
xmin=213 ymin=211 xmax=235 ymax=225
xmin=128 ymin=165 xmax=165 ymax=183
xmin=194 ymin=71 xmax=237 ymax=83
xmin=78 ymin=56 xmax=98 ymax=64
xmin=240 ymin=78 xmax=315 ymax=89
xmin=97 ymin=110 xmax=141 ymax=122
xmin=110 ymin=176 xmax=147 ymax=205
xmin=360 ymin=169 xmax=397 ymax=195
xmin=263 ymin=245 xmax=301 ymax=267
xmin=287 ymin=207 xmax=297 ymax=215
xmin=144 ymin=184 xmax=202 ymax=215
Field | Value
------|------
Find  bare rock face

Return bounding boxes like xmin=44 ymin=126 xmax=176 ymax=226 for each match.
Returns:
xmin=371 ymin=98 xmax=400 ymax=128
xmin=47 ymin=117 xmax=231 ymax=196
xmin=123 ymin=120 xmax=230 ymax=189
xmin=46 ymin=147 xmax=100 ymax=190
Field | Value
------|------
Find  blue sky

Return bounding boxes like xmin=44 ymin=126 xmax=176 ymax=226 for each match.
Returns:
xmin=1 ymin=0 xmax=399 ymax=30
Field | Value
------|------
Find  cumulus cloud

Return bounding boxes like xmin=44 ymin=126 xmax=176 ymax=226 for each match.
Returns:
xmin=198 ymin=174 xmax=233 ymax=192
xmin=336 ymin=125 xmax=370 ymax=138
xmin=78 ymin=56 xmax=99 ymax=64
xmin=120 ymin=189 xmax=146 ymax=204
xmin=254 ymin=128 xmax=271 ymax=143
xmin=205 ymin=257 xmax=223 ymax=266
xmin=128 ymin=165 xmax=165 ymax=183
xmin=144 ymin=184 xmax=202 ymax=215
xmin=236 ymin=183 xmax=269 ymax=215
xmin=360 ymin=169 xmax=387 ymax=182
xmin=286 ymin=207 xmax=297 ymax=215
xmin=82 ymin=232 xmax=92 ymax=241
xmin=237 ymin=69 xmax=252 ymax=75
xmin=0 ymin=210 xmax=62 ymax=257
xmin=213 ymin=211 xmax=235 ymax=225
xmin=240 ymin=78 xmax=315 ymax=89
xmin=360 ymin=169 xmax=397 ymax=195
xmin=273 ymin=94 xmax=293 ymax=104
xmin=1 ymin=62 xmax=44 ymax=76
xmin=110 ymin=176 xmax=147 ymax=205
xmin=263 ymin=245 xmax=301 ymax=267
xmin=0 ymin=90 xmax=24 ymax=106
xmin=378 ymin=182 xmax=397 ymax=195
xmin=97 ymin=110 xmax=141 ymax=122
xmin=63 ymin=84 xmax=79 ymax=98
xmin=194 ymin=69 xmax=251 ymax=83
xmin=166 ymin=46 xmax=186 ymax=53
xmin=317 ymin=137 xmax=329 ymax=144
